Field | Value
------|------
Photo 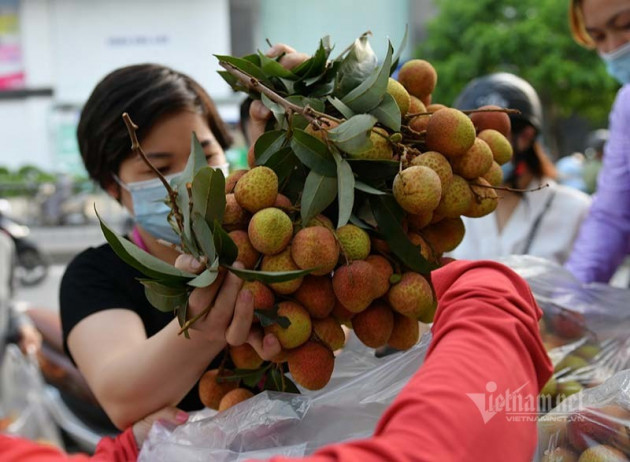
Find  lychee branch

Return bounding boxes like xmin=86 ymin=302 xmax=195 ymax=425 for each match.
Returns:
xmin=469 ymin=182 xmax=550 ymax=193
xmin=218 ymin=61 xmax=343 ymax=129
xmin=122 ymin=113 xmax=185 ymax=234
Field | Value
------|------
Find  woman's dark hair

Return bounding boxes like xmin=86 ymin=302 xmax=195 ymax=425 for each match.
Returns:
xmin=77 ymin=64 xmax=232 ymax=189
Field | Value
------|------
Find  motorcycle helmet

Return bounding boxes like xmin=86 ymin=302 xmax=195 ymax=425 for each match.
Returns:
xmin=453 ymin=72 xmax=543 ymax=134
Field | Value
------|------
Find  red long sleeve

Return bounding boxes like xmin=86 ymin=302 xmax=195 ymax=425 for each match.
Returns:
xmin=0 ymin=427 xmax=138 ymax=462
xmin=262 ymin=260 xmax=552 ymax=462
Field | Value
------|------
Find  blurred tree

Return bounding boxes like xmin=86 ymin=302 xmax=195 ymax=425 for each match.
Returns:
xmin=417 ymin=0 xmax=619 ymax=156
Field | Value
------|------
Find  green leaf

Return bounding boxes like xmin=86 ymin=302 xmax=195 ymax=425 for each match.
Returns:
xmin=254 ymin=130 xmax=287 ymax=166
xmin=341 ymin=41 xmax=393 ymax=113
xmin=140 ymin=280 xmax=189 ymax=313
xmin=242 ymin=366 xmax=269 ymax=388
xmin=255 ymin=305 xmax=291 ymax=328
xmin=369 ymin=93 xmax=401 ymax=132
xmin=300 ymin=170 xmax=338 ymax=226
xmin=354 ymin=180 xmax=387 ymax=195
xmin=187 ymin=267 xmax=219 ymax=288
xmin=327 ymin=114 xmax=377 ymax=155
xmin=213 ymin=220 xmax=238 ymax=266
xmin=285 ymin=95 xmax=326 ymax=113
xmin=258 ymin=51 xmax=297 ymax=79
xmin=261 ymin=93 xmax=287 ymax=128
xmin=264 ymin=368 xmax=300 ymax=393
xmin=215 ymin=54 xmax=268 ymax=82
xmin=369 ymin=195 xmax=436 ymax=274
xmin=327 ymin=96 xmax=355 ymax=119
xmin=293 ymin=36 xmax=332 ymax=80
xmin=390 ymin=25 xmax=409 ymax=73
xmin=263 ymin=147 xmax=299 ymax=185
xmin=226 ymin=265 xmax=313 ymax=284
xmin=290 ymin=129 xmax=336 ymax=176
xmin=216 ymin=366 xmax=270 ymax=384
xmin=335 ymin=32 xmax=379 ymax=97
xmin=332 ymin=150 xmax=355 ymax=228
xmin=349 ymin=213 xmax=375 ymax=231
xmin=192 ymin=167 xmax=226 ymax=226
xmin=347 ymin=159 xmax=400 ymax=181
xmin=191 ymin=213 xmax=216 ymax=263
xmin=96 ymin=209 xmax=195 ymax=283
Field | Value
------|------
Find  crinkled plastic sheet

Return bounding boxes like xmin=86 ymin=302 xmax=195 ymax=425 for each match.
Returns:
xmin=139 ymin=332 xmax=431 ymax=461
xmin=0 ymin=344 xmax=63 ymax=447
xmin=536 ymin=369 xmax=630 ymax=461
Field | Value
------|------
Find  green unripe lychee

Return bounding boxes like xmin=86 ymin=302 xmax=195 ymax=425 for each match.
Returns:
xmin=393 ymin=166 xmax=442 ymax=215
xmin=336 ymin=224 xmax=371 ymax=261
xmin=425 ymin=108 xmax=476 ymax=158
xmin=387 ymin=78 xmax=411 ymax=115
xmin=234 ymin=166 xmax=278 ymax=213
xmin=248 ymin=207 xmax=293 ymax=255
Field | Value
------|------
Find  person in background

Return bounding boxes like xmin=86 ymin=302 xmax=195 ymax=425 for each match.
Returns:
xmin=449 ymin=73 xmax=592 ymax=265
xmin=555 ymin=152 xmax=587 ymax=192
xmin=565 ymin=0 xmax=630 ymax=284
xmin=582 ymin=129 xmax=609 ymax=194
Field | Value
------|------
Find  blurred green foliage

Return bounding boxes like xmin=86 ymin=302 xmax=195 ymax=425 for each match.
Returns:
xmin=417 ymin=0 xmax=619 ymax=126
xmin=0 ymin=165 xmax=90 ymax=197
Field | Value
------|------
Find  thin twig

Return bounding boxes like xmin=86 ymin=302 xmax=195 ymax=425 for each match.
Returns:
xmin=178 ymin=303 xmax=212 ymax=335
xmin=470 ymin=182 xmax=550 ymax=193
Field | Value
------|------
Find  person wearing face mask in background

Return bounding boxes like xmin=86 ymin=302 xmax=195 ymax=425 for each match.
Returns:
xmin=58 ymin=59 xmax=297 ymax=433
xmin=565 ymin=0 xmax=630 ymax=284
xmin=448 ymin=73 xmax=592 ymax=265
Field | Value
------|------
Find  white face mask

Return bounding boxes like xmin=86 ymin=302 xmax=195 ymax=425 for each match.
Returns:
xmin=113 ymin=162 xmax=230 ymax=244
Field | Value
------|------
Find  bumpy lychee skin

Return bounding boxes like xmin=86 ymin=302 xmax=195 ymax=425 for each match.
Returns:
xmin=408 ymin=95 xmax=427 ymax=115
xmin=366 ymin=254 xmax=394 ymax=298
xmin=425 ymin=108 xmax=476 ymax=158
xmin=331 ymin=298 xmax=355 ymax=323
xmin=228 ymin=230 xmax=260 ymax=269
xmin=483 ymin=161 xmax=503 ymax=186
xmin=294 ymin=275 xmax=336 ymax=319
xmin=291 ymin=226 xmax=339 ymax=276
xmin=350 ymin=128 xmax=393 ymax=160
xmin=261 ymin=247 xmax=303 ymax=294
xmin=248 ymin=207 xmax=293 ymax=256
xmin=435 ymin=174 xmax=474 ymax=218
xmin=225 ymin=169 xmax=248 ymax=193
xmin=397 ymin=59 xmax=437 ymax=100
xmin=312 ymin=317 xmax=346 ymax=351
xmin=264 ymin=301 xmax=312 ymax=349
xmin=336 ymin=224 xmax=371 ymax=262
xmin=387 ymin=272 xmax=435 ymax=319
xmin=352 ymin=302 xmax=395 ymax=348
xmin=469 ymin=105 xmax=511 ymax=137
xmin=241 ymin=280 xmax=275 ymax=311
xmin=234 ymin=166 xmax=279 ymax=213
xmin=288 ymin=341 xmax=335 ymax=390
xmin=422 ymin=217 xmax=466 ymax=254
xmin=387 ymin=313 xmax=420 ymax=350
xmin=464 ymin=177 xmax=499 ymax=218
xmin=229 ymin=343 xmax=263 ymax=370
xmin=477 ymin=129 xmax=513 ymax=165
xmin=218 ymin=388 xmax=254 ymax=412
xmin=198 ymin=369 xmax=238 ymax=410
xmin=307 ymin=214 xmax=334 ymax=230
xmin=223 ymin=194 xmax=250 ymax=231
xmin=393 ymin=166 xmax=442 ymax=215
xmin=387 ymin=78 xmax=411 ymax=115
xmin=305 ymin=119 xmax=340 ymax=142
xmin=410 ymin=151 xmax=453 ymax=189
xmin=409 ymin=115 xmax=430 ymax=133
xmin=274 ymin=194 xmax=293 ymax=210
xmin=449 ymin=138 xmax=494 ymax=179
xmin=407 ymin=210 xmax=434 ymax=231
xmin=332 ymin=260 xmax=376 ymax=313
xmin=427 ymin=104 xmax=446 ymax=113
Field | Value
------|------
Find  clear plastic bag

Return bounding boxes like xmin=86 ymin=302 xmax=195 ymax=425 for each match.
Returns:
xmin=139 ymin=332 xmax=431 ymax=461
xmin=0 ymin=344 xmax=63 ymax=447
xmin=498 ymin=256 xmax=630 ymax=412
xmin=536 ymin=369 xmax=630 ymax=461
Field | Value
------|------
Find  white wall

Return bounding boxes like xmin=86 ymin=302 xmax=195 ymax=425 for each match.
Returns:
xmin=0 ymin=0 xmax=232 ymax=173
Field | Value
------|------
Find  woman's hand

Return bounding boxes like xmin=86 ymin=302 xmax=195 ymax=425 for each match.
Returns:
xmin=132 ymin=407 xmax=189 ymax=447
xmin=174 ymin=254 xmax=281 ymax=360
xmin=18 ymin=323 xmax=42 ymax=356
xmin=248 ymin=44 xmax=310 ymax=143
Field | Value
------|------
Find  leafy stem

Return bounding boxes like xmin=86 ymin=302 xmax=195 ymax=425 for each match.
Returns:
xmin=218 ymin=61 xmax=343 ymax=129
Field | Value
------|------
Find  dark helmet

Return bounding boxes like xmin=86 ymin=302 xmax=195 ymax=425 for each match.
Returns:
xmin=453 ymin=72 xmax=543 ymax=134
xmin=585 ymin=129 xmax=609 ymax=152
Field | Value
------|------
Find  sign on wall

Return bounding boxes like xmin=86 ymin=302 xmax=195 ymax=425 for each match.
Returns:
xmin=0 ymin=0 xmax=24 ymax=90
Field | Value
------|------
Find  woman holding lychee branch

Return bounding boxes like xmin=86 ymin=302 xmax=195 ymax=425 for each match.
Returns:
xmin=59 ymin=48 xmax=304 ymax=430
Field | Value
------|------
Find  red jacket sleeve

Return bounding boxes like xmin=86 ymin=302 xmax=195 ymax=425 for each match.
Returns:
xmin=261 ymin=260 xmax=553 ymax=462
xmin=0 ymin=427 xmax=138 ymax=462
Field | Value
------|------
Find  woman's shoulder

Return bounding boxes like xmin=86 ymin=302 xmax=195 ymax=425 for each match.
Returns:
xmin=63 ymin=243 xmax=131 ymax=281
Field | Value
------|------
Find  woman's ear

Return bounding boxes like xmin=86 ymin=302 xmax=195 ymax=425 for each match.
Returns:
xmin=103 ymin=178 xmax=122 ymax=203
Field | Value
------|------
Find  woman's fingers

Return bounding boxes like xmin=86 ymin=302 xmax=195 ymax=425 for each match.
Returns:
xmin=174 ymin=254 xmax=205 ymax=274
xmin=247 ymin=328 xmax=281 ymax=361
xmin=207 ymin=263 xmax=246 ymax=328
xmin=224 ymin=289 xmax=255 ymax=346
xmin=266 ymin=43 xmax=297 ymax=58
xmin=266 ymin=43 xmax=309 ymax=70
xmin=187 ymin=269 xmax=225 ymax=320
